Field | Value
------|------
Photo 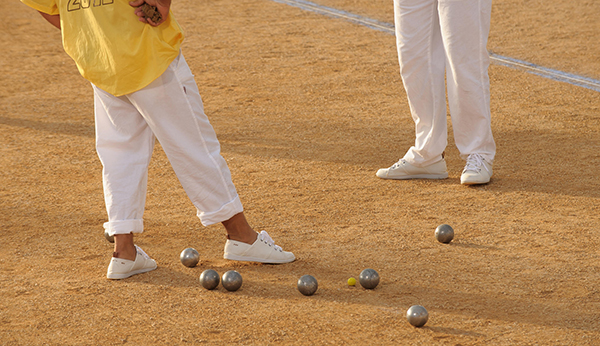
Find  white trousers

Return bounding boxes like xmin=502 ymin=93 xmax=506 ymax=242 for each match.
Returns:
xmin=394 ymin=0 xmax=496 ymax=166
xmin=94 ymin=53 xmax=243 ymax=236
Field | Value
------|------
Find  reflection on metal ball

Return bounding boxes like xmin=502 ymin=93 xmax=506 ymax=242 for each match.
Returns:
xmin=222 ymin=270 xmax=243 ymax=292
xmin=359 ymin=268 xmax=380 ymax=289
xmin=297 ymin=275 xmax=318 ymax=296
xmin=435 ymin=224 xmax=454 ymax=244
xmin=407 ymin=305 xmax=429 ymax=327
xmin=180 ymin=248 xmax=200 ymax=267
xmin=199 ymin=269 xmax=220 ymax=290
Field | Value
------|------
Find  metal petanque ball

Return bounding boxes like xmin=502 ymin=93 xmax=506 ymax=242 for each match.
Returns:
xmin=435 ymin=224 xmax=454 ymax=244
xmin=359 ymin=268 xmax=380 ymax=289
xmin=406 ymin=305 xmax=429 ymax=327
xmin=222 ymin=270 xmax=243 ymax=292
xmin=104 ymin=230 xmax=114 ymax=243
xmin=199 ymin=269 xmax=220 ymax=290
xmin=297 ymin=275 xmax=318 ymax=296
xmin=180 ymin=248 xmax=200 ymax=268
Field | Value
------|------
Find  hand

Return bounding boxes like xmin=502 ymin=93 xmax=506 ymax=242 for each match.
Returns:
xmin=129 ymin=0 xmax=171 ymax=26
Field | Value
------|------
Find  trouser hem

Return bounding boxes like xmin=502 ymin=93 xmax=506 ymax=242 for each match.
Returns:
xmin=103 ymin=219 xmax=144 ymax=236
xmin=198 ymin=196 xmax=244 ymax=227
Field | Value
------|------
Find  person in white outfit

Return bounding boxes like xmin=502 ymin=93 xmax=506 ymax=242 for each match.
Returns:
xmin=21 ymin=0 xmax=295 ymax=280
xmin=377 ymin=0 xmax=496 ymax=185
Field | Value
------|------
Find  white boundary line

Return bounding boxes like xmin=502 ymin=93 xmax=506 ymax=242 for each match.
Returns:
xmin=271 ymin=0 xmax=600 ymax=92
xmin=489 ymin=55 xmax=600 ymax=92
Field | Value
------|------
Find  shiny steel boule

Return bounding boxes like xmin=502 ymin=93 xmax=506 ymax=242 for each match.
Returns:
xmin=435 ymin=224 xmax=454 ymax=244
xmin=199 ymin=269 xmax=220 ymax=290
xmin=406 ymin=305 xmax=429 ymax=327
xmin=297 ymin=275 xmax=318 ymax=296
xmin=180 ymin=248 xmax=200 ymax=267
xmin=222 ymin=270 xmax=243 ymax=291
xmin=104 ymin=230 xmax=114 ymax=243
xmin=359 ymin=268 xmax=380 ymax=289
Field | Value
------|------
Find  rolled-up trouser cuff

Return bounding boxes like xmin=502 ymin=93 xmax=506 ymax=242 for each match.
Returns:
xmin=197 ymin=195 xmax=244 ymax=226
xmin=103 ymin=219 xmax=144 ymax=236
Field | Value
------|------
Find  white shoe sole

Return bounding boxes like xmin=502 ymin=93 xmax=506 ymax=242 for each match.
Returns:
xmin=461 ymin=178 xmax=490 ymax=185
xmin=223 ymin=253 xmax=295 ymax=264
xmin=377 ymin=171 xmax=449 ymax=180
xmin=107 ymin=266 xmax=157 ymax=280
xmin=106 ymin=246 xmax=158 ymax=279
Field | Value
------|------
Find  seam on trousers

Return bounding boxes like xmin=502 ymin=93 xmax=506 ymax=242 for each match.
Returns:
xmin=173 ymin=68 xmax=236 ymax=204
xmin=424 ymin=0 xmax=438 ymax=150
xmin=477 ymin=0 xmax=491 ymax=122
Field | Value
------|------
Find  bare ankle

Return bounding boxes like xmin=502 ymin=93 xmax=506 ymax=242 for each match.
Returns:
xmin=227 ymin=232 xmax=257 ymax=244
xmin=113 ymin=233 xmax=136 ymax=260
xmin=112 ymin=250 xmax=136 ymax=261
xmin=223 ymin=213 xmax=258 ymax=245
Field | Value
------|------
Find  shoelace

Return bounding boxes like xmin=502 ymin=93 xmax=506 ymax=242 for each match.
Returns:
xmin=135 ymin=245 xmax=151 ymax=260
xmin=464 ymin=154 xmax=489 ymax=173
xmin=391 ymin=159 xmax=406 ymax=169
xmin=259 ymin=231 xmax=283 ymax=251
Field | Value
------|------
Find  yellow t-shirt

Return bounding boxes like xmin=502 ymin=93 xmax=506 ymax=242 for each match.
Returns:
xmin=21 ymin=0 xmax=183 ymax=96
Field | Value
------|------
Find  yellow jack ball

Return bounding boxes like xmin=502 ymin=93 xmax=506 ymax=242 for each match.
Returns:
xmin=347 ymin=277 xmax=356 ymax=286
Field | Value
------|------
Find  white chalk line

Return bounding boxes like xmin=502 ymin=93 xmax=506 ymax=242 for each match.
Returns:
xmin=271 ymin=0 xmax=600 ymax=93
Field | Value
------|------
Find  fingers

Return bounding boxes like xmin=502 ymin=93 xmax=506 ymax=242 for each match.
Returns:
xmin=147 ymin=13 xmax=167 ymax=27
xmin=130 ymin=0 xmax=169 ymax=27
xmin=129 ymin=0 xmax=145 ymax=8
xmin=136 ymin=13 xmax=163 ymax=27
xmin=135 ymin=14 xmax=157 ymax=26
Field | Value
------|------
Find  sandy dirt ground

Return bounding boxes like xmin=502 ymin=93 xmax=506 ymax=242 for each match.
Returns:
xmin=1 ymin=0 xmax=600 ymax=344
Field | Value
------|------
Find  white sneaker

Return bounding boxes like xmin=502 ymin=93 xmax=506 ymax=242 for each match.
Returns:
xmin=224 ymin=231 xmax=295 ymax=264
xmin=106 ymin=245 xmax=157 ymax=279
xmin=376 ymin=158 xmax=448 ymax=180
xmin=461 ymin=153 xmax=493 ymax=185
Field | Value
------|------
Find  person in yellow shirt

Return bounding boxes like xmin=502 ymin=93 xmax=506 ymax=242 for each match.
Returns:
xmin=21 ymin=0 xmax=296 ymax=279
